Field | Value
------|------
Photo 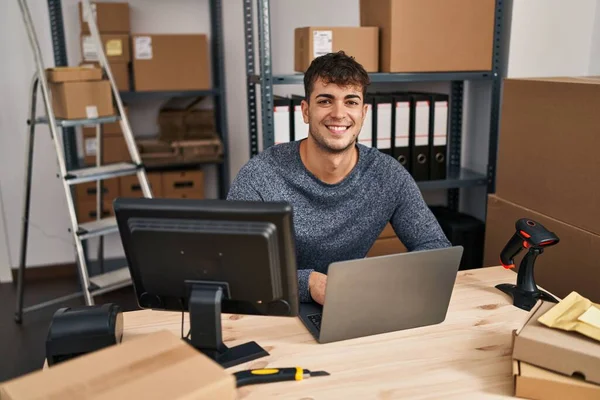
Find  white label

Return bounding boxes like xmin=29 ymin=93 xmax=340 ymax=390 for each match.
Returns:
xmin=85 ymin=138 xmax=97 ymax=156
xmin=82 ymin=36 xmax=98 ymax=61
xmin=274 ymin=106 xmax=290 ymax=145
xmin=434 ymin=101 xmax=448 ymax=146
xmin=377 ymin=103 xmax=391 ymax=149
xmin=358 ymin=104 xmax=372 ymax=147
xmin=86 ymin=106 xmax=98 ymax=119
xmin=415 ymin=101 xmax=429 ymax=146
xmin=135 ymin=37 xmax=153 ymax=60
xmin=312 ymin=31 xmax=333 ymax=58
xmin=294 ymin=106 xmax=309 ymax=140
xmin=395 ymin=102 xmax=410 ymax=147
xmin=83 ymin=3 xmax=97 ymax=23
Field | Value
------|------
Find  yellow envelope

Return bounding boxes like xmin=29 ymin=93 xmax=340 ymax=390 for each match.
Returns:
xmin=538 ymin=291 xmax=600 ymax=342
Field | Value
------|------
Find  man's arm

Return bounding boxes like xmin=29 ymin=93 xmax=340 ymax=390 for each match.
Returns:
xmin=227 ymin=165 xmax=318 ymax=303
xmin=390 ymin=174 xmax=451 ymax=251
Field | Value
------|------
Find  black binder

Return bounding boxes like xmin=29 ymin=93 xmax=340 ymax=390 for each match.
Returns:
xmin=410 ymin=93 xmax=430 ymax=181
xmin=273 ymin=95 xmax=292 ymax=145
xmin=291 ymin=95 xmax=308 ymax=141
xmin=429 ymin=93 xmax=449 ymax=180
xmin=392 ymin=93 xmax=411 ymax=171
xmin=372 ymin=95 xmax=393 ymax=156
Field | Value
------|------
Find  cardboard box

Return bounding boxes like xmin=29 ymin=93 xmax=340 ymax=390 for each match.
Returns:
xmin=512 ymin=301 xmax=600 ymax=386
xmin=120 ymin=173 xmax=163 ymax=198
xmin=82 ymin=105 xmax=128 ymax=136
xmin=109 ymin=62 xmax=130 ymax=91
xmin=83 ymin=130 xmax=129 ymax=165
xmin=158 ymin=97 xmax=216 ymax=142
xmin=46 ymin=66 xmax=102 ymax=83
xmin=294 ymin=27 xmax=379 ymax=72
xmin=0 ymin=330 xmax=236 ymax=399
xmin=171 ymin=138 xmax=223 ymax=161
xmin=367 ymin=237 xmax=407 ymax=257
xmin=496 ymin=77 xmax=600 ymax=236
xmin=162 ymin=170 xmax=204 ymax=199
xmin=80 ymin=61 xmax=130 ymax=92
xmin=132 ymin=34 xmax=210 ymax=91
xmin=513 ymin=360 xmax=600 ymax=400
xmin=76 ymin=178 xmax=120 ymax=203
xmin=483 ymin=195 xmax=600 ymax=302
xmin=79 ymin=2 xmax=130 ymax=34
xmin=49 ymin=80 xmax=113 ymax=120
xmin=77 ymin=199 xmax=114 ymax=223
xmin=81 ymin=33 xmax=130 ymax=63
xmin=359 ymin=0 xmax=495 ymax=72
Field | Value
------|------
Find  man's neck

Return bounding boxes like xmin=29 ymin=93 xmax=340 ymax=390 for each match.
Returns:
xmin=300 ymin=138 xmax=358 ymax=185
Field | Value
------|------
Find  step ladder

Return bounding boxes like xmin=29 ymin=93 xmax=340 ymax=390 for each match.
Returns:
xmin=14 ymin=0 xmax=153 ymax=323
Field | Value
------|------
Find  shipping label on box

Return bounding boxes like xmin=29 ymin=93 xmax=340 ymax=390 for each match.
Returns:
xmin=312 ymin=30 xmax=332 ymax=58
xmin=134 ymin=36 xmax=153 ymax=60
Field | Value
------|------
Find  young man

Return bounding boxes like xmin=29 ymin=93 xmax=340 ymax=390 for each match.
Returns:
xmin=227 ymin=51 xmax=450 ymax=305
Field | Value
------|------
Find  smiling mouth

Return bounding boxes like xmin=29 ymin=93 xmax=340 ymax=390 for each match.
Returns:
xmin=326 ymin=125 xmax=351 ymax=133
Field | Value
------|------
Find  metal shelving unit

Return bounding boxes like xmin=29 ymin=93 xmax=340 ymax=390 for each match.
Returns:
xmin=244 ymin=0 xmax=512 ymax=213
xmin=46 ymin=0 xmax=230 ymax=199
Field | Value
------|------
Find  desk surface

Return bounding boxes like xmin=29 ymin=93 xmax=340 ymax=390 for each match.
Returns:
xmin=123 ymin=266 xmax=528 ymax=400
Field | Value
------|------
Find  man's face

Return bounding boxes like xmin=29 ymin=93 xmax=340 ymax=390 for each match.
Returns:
xmin=301 ymin=78 xmax=368 ymax=154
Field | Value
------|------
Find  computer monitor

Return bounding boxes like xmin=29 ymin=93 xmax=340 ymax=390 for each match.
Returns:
xmin=113 ymin=197 xmax=299 ymax=368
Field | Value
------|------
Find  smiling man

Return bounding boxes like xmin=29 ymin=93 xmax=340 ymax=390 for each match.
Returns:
xmin=227 ymin=51 xmax=450 ymax=305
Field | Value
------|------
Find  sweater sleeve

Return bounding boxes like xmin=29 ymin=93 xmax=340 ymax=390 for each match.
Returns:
xmin=390 ymin=170 xmax=451 ymax=251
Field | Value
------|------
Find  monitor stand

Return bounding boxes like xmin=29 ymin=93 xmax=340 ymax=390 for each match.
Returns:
xmin=183 ymin=280 xmax=269 ymax=368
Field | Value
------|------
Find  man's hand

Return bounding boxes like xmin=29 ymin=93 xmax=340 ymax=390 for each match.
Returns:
xmin=308 ymin=271 xmax=327 ymax=305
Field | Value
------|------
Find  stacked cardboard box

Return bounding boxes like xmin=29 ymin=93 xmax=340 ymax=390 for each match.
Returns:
xmin=511 ymin=301 xmax=600 ymax=399
xmin=79 ymin=2 xmax=131 ymax=91
xmin=75 ymin=179 xmax=119 ymax=223
xmin=294 ymin=27 xmax=379 ymax=72
xmin=483 ymin=77 xmax=600 ymax=303
xmin=131 ymin=34 xmax=210 ymax=91
xmin=358 ymin=0 xmax=495 ymax=72
xmin=46 ymin=67 xmax=113 ymax=120
xmin=367 ymin=223 xmax=406 ymax=257
xmin=82 ymin=105 xmax=130 ymax=166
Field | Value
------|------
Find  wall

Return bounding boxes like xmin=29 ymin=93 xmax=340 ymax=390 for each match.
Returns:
xmin=507 ymin=0 xmax=597 ymax=78
xmin=2 ymin=0 xmax=600 ymax=278
xmin=0 ymin=182 xmax=11 ymax=282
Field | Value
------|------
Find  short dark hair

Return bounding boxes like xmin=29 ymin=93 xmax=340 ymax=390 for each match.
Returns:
xmin=303 ymin=51 xmax=371 ymax=102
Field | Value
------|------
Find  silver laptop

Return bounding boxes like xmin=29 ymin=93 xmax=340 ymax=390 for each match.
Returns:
xmin=299 ymin=246 xmax=464 ymax=344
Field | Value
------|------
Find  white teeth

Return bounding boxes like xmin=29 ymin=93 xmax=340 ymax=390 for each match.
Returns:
xmin=328 ymin=126 xmax=348 ymax=132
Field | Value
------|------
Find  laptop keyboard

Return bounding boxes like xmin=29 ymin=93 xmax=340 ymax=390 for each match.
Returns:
xmin=307 ymin=313 xmax=322 ymax=331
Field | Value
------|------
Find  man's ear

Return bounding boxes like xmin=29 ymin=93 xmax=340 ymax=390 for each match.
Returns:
xmin=362 ymin=102 xmax=368 ymax=121
xmin=301 ymin=99 xmax=310 ymax=124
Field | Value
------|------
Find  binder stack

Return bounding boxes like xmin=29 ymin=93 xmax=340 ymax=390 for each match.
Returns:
xmin=357 ymin=95 xmax=374 ymax=147
xmin=393 ymin=93 xmax=411 ymax=170
xmin=268 ymin=90 xmax=449 ymax=184
xmin=291 ymin=95 xmax=309 ymax=141
xmin=372 ymin=95 xmax=393 ymax=156
xmin=274 ymin=95 xmax=292 ymax=145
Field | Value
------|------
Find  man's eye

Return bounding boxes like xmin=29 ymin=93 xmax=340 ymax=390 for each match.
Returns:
xmin=347 ymin=101 xmax=359 ymax=106
xmin=318 ymin=99 xmax=331 ymax=104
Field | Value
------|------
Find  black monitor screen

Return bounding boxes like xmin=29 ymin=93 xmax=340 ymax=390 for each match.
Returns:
xmin=113 ymin=197 xmax=299 ymax=317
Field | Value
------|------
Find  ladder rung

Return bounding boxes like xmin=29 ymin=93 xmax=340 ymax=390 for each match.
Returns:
xmin=34 ymin=115 xmax=120 ymax=128
xmin=65 ymin=163 xmax=140 ymax=185
xmin=89 ymin=267 xmax=131 ymax=290
xmin=77 ymin=216 xmax=119 ymax=240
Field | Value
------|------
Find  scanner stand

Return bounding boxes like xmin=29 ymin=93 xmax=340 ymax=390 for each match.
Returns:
xmin=183 ymin=280 xmax=269 ymax=368
xmin=496 ymin=248 xmax=559 ymax=311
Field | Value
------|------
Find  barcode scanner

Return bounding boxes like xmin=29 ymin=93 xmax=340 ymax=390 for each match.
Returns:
xmin=496 ymin=218 xmax=560 ymax=311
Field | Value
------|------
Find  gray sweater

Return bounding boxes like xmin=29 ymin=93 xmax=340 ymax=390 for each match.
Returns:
xmin=227 ymin=141 xmax=451 ymax=302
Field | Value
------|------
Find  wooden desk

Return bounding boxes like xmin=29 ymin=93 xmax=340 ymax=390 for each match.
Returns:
xmin=123 ymin=266 xmax=528 ymax=399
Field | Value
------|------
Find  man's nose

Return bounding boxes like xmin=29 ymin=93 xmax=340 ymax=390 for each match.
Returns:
xmin=329 ymin=102 xmax=345 ymax=119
